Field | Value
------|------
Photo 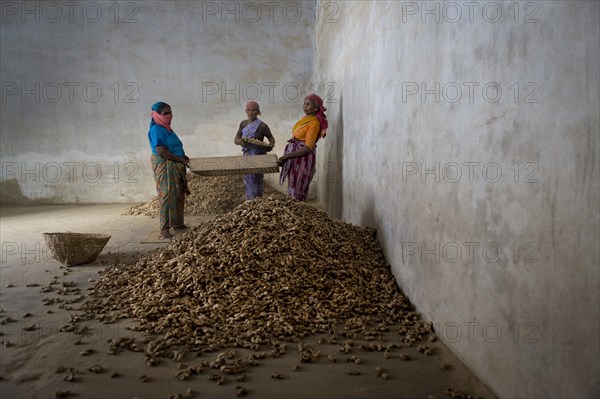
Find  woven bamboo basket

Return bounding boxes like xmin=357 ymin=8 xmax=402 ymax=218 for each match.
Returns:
xmin=241 ymin=137 xmax=275 ymax=149
xmin=190 ymin=154 xmax=280 ymax=176
xmin=43 ymin=232 xmax=111 ymax=266
xmin=194 ymin=167 xmax=280 ymax=176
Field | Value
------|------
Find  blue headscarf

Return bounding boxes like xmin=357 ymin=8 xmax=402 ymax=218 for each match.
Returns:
xmin=150 ymin=101 xmax=170 ymax=128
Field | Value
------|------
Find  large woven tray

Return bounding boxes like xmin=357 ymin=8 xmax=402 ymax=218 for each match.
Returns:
xmin=190 ymin=154 xmax=280 ymax=176
xmin=43 ymin=232 xmax=111 ymax=266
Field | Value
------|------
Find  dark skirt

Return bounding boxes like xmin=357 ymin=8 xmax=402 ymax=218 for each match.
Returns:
xmin=151 ymin=155 xmax=187 ymax=231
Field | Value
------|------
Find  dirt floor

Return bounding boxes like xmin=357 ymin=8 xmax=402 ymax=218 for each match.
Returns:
xmin=0 ymin=203 xmax=496 ymax=399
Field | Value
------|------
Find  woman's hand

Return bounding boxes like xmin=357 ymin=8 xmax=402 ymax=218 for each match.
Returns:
xmin=279 ymin=146 xmax=311 ymax=163
xmin=157 ymin=146 xmax=190 ymax=166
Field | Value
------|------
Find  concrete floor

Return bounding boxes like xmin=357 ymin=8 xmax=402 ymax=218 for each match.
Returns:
xmin=0 ymin=204 xmax=495 ymax=399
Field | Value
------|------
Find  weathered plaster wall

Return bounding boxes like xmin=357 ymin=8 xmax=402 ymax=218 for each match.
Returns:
xmin=315 ymin=1 xmax=599 ymax=397
xmin=0 ymin=0 xmax=315 ymax=202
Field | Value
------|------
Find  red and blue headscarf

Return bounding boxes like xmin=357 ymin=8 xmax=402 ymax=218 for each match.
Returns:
xmin=150 ymin=101 xmax=173 ymax=131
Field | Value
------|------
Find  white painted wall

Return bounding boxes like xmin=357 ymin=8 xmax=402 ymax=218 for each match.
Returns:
xmin=315 ymin=1 xmax=599 ymax=397
xmin=0 ymin=0 xmax=316 ymax=202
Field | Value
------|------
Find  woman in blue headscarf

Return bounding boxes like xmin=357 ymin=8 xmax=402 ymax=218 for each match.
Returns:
xmin=148 ymin=101 xmax=190 ymax=239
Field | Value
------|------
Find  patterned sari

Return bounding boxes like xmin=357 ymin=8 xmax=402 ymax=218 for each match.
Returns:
xmin=241 ymin=119 xmax=266 ymax=200
xmin=151 ymin=155 xmax=188 ymax=232
xmin=279 ymin=139 xmax=317 ymax=201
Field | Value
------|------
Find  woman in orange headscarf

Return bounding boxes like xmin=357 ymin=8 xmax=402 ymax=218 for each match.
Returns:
xmin=279 ymin=94 xmax=328 ymax=201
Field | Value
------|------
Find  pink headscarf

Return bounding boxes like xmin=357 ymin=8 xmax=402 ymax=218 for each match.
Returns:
xmin=245 ymin=100 xmax=261 ymax=115
xmin=151 ymin=111 xmax=173 ymax=131
xmin=305 ymin=94 xmax=328 ymax=138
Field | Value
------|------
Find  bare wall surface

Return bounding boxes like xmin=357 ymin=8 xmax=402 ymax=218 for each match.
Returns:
xmin=0 ymin=0 xmax=316 ymax=202
xmin=315 ymin=1 xmax=599 ymax=398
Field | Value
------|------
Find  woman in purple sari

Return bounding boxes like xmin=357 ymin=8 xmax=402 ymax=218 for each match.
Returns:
xmin=234 ymin=101 xmax=276 ymax=200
